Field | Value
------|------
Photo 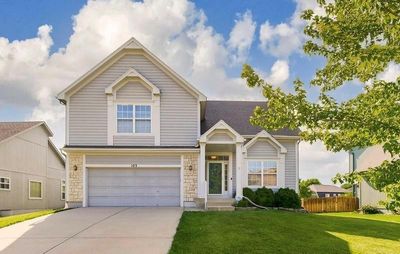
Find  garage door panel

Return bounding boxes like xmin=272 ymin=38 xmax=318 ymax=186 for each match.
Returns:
xmin=88 ymin=167 xmax=180 ymax=207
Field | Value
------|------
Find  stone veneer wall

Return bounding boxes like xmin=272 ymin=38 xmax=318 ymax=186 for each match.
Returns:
xmin=67 ymin=153 xmax=83 ymax=205
xmin=183 ymin=153 xmax=198 ymax=202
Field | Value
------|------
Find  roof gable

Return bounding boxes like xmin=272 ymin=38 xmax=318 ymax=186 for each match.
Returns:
xmin=0 ymin=121 xmax=53 ymax=145
xmin=57 ymin=37 xmax=206 ymax=101
xmin=244 ymin=130 xmax=287 ymax=154
xmin=199 ymin=120 xmax=245 ymax=143
xmin=105 ymin=67 xmax=160 ymax=96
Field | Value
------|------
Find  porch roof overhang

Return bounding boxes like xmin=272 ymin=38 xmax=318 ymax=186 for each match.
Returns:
xmin=244 ymin=130 xmax=287 ymax=153
xmin=199 ymin=120 xmax=245 ymax=144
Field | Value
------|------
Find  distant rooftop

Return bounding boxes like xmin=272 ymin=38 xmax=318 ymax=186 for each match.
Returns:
xmin=0 ymin=121 xmax=44 ymax=143
xmin=201 ymin=101 xmax=300 ymax=136
xmin=309 ymin=184 xmax=350 ymax=193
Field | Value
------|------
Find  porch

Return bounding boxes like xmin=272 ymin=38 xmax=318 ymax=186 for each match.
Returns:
xmin=197 ymin=120 xmax=245 ymax=209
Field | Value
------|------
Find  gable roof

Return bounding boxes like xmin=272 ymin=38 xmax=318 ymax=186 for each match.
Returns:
xmin=105 ymin=67 xmax=160 ymax=95
xmin=0 ymin=121 xmax=53 ymax=144
xmin=201 ymin=101 xmax=300 ymax=136
xmin=48 ymin=139 xmax=65 ymax=165
xmin=309 ymin=184 xmax=350 ymax=194
xmin=199 ymin=120 xmax=245 ymax=143
xmin=57 ymin=37 xmax=206 ymax=101
xmin=244 ymin=130 xmax=287 ymax=153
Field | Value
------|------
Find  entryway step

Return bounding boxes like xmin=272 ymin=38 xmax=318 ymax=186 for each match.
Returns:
xmin=207 ymin=206 xmax=235 ymax=211
xmin=207 ymin=198 xmax=235 ymax=206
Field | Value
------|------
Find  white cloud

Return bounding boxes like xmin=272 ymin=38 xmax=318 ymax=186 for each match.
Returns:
xmin=254 ymin=59 xmax=290 ymax=87
xmin=258 ymin=0 xmax=325 ymax=58
xmin=300 ymin=141 xmax=348 ymax=184
xmin=228 ymin=10 xmax=257 ymax=63
xmin=378 ymin=62 xmax=400 ymax=82
xmin=0 ymin=0 xmax=264 ymax=147
xmin=259 ymin=22 xmax=301 ymax=58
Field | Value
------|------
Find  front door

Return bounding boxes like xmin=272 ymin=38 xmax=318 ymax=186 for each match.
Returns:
xmin=208 ymin=162 xmax=223 ymax=195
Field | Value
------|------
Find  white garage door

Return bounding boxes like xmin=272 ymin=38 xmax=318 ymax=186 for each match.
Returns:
xmin=88 ymin=167 xmax=180 ymax=207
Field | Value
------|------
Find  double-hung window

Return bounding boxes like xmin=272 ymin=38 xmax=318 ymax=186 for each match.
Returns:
xmin=29 ymin=180 xmax=42 ymax=199
xmin=248 ymin=160 xmax=277 ymax=187
xmin=0 ymin=177 xmax=10 ymax=190
xmin=61 ymin=180 xmax=66 ymax=200
xmin=117 ymin=104 xmax=151 ymax=134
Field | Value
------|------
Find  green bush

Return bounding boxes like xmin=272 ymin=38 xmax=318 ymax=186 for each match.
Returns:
xmin=236 ymin=199 xmax=250 ymax=207
xmin=243 ymin=187 xmax=256 ymax=203
xmin=274 ymin=188 xmax=301 ymax=208
xmin=255 ymin=187 xmax=274 ymax=207
xmin=361 ymin=205 xmax=382 ymax=214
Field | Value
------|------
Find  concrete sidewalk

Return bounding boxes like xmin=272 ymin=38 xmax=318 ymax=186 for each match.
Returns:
xmin=0 ymin=207 xmax=182 ymax=254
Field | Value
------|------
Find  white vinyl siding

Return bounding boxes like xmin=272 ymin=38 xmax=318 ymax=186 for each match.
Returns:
xmin=247 ymin=138 xmax=278 ymax=157
xmin=68 ymin=54 xmax=198 ymax=146
xmin=279 ymin=140 xmax=297 ymax=190
xmin=113 ymin=136 xmax=155 ymax=146
xmin=116 ymin=81 xmax=152 ymax=100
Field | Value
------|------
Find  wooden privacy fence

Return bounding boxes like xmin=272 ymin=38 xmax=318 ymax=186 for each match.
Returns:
xmin=302 ymin=196 xmax=359 ymax=213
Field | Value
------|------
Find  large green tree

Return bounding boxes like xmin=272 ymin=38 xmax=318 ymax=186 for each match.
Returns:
xmin=241 ymin=0 xmax=400 ymax=212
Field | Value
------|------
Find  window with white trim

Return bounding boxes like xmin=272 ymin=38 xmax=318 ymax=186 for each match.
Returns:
xmin=29 ymin=180 xmax=42 ymax=199
xmin=61 ymin=180 xmax=66 ymax=200
xmin=248 ymin=160 xmax=277 ymax=187
xmin=0 ymin=177 xmax=10 ymax=190
xmin=117 ymin=104 xmax=151 ymax=133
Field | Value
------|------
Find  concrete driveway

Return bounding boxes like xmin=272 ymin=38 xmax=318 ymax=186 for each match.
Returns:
xmin=0 ymin=207 xmax=182 ymax=254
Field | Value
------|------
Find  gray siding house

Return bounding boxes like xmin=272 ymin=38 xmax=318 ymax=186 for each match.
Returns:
xmin=0 ymin=122 xmax=65 ymax=215
xmin=349 ymin=146 xmax=390 ymax=207
xmin=57 ymin=37 xmax=300 ymax=209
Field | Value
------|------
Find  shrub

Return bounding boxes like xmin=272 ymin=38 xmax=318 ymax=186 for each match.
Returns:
xmin=236 ymin=199 xmax=249 ymax=207
xmin=361 ymin=205 xmax=382 ymax=214
xmin=243 ymin=187 xmax=256 ymax=203
xmin=274 ymin=188 xmax=301 ymax=208
xmin=255 ymin=187 xmax=274 ymax=207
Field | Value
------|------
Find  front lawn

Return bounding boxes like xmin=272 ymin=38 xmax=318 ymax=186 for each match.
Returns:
xmin=169 ymin=211 xmax=400 ymax=254
xmin=0 ymin=209 xmax=59 ymax=229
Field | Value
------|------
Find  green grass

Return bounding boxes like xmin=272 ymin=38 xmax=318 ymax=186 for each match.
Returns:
xmin=169 ymin=211 xmax=400 ymax=254
xmin=0 ymin=209 xmax=60 ymax=228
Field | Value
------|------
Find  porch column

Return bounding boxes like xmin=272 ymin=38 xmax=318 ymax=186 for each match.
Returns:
xmin=198 ymin=142 xmax=206 ymax=198
xmin=235 ymin=142 xmax=243 ymax=198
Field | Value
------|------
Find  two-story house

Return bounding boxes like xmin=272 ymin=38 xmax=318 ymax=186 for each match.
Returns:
xmin=57 ymin=37 xmax=300 ymax=209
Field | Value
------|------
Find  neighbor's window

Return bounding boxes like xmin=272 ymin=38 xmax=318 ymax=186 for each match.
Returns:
xmin=247 ymin=161 xmax=277 ymax=187
xmin=0 ymin=177 xmax=10 ymax=190
xmin=29 ymin=180 xmax=42 ymax=199
xmin=61 ymin=180 xmax=66 ymax=200
xmin=117 ymin=104 xmax=151 ymax=133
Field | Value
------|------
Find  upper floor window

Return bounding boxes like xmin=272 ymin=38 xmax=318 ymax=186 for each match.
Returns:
xmin=117 ymin=104 xmax=151 ymax=134
xmin=248 ymin=160 xmax=277 ymax=187
xmin=0 ymin=177 xmax=10 ymax=190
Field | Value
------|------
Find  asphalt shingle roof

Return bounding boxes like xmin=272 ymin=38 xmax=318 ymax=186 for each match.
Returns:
xmin=0 ymin=121 xmax=43 ymax=143
xmin=201 ymin=101 xmax=300 ymax=136
xmin=309 ymin=184 xmax=350 ymax=193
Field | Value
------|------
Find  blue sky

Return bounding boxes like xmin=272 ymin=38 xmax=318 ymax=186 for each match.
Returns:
xmin=0 ymin=0 xmax=356 ymax=183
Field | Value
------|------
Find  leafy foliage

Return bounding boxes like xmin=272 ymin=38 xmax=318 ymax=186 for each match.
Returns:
xmin=274 ymin=188 xmax=301 ymax=209
xmin=255 ymin=187 xmax=275 ymax=207
xmin=299 ymin=178 xmax=321 ymax=198
xmin=241 ymin=0 xmax=400 ymax=212
xmin=361 ymin=205 xmax=382 ymax=214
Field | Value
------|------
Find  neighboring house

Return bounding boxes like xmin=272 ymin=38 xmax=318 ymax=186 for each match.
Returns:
xmin=57 ymin=37 xmax=300 ymax=208
xmin=0 ymin=122 xmax=65 ymax=215
xmin=309 ymin=184 xmax=350 ymax=198
xmin=349 ymin=146 xmax=390 ymax=207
